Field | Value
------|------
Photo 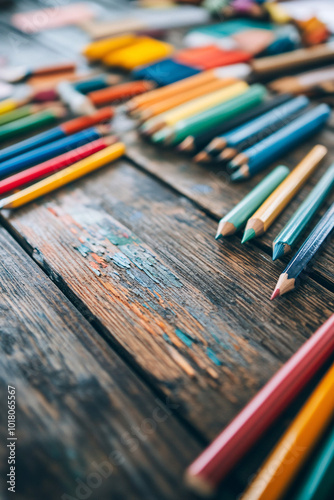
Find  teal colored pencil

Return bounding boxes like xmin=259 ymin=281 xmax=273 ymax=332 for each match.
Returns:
xmin=294 ymin=424 xmax=334 ymax=500
xmin=216 ymin=166 xmax=289 ymax=239
xmin=273 ymin=163 xmax=334 ymax=260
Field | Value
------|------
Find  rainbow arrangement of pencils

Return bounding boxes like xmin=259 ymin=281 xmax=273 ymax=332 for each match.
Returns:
xmin=185 ymin=314 xmax=334 ymax=497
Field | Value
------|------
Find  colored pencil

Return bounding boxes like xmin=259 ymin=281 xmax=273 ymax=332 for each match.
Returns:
xmin=273 ymin=163 xmax=334 ymax=260
xmin=157 ymin=84 xmax=267 ymax=146
xmin=0 ymin=97 xmax=29 ymax=115
xmin=126 ymin=64 xmax=250 ymax=113
xmin=0 ymin=142 xmax=126 ymax=210
xmin=0 ymin=125 xmax=110 ymax=179
xmin=83 ymin=34 xmax=137 ymax=61
xmin=230 ymin=105 xmax=330 ymax=181
xmin=215 ymin=95 xmax=309 ymax=164
xmin=88 ymin=81 xmax=155 ymax=106
xmin=251 ymin=41 xmax=334 ymax=76
xmin=0 ymin=62 xmax=76 ymax=83
xmin=141 ymin=81 xmax=249 ymax=135
xmin=242 ymin=145 xmax=327 ymax=243
xmin=269 ymin=66 xmax=334 ymax=95
xmin=179 ymin=94 xmax=292 ymax=156
xmin=271 ymin=202 xmax=334 ymax=299
xmin=240 ymin=362 xmax=334 ymax=500
xmin=0 ymin=136 xmax=117 ymax=196
xmin=137 ymin=77 xmax=240 ymax=122
xmin=0 ymin=107 xmax=113 ymax=164
xmin=216 ymin=166 xmax=289 ymax=239
xmin=0 ymin=103 xmax=58 ymax=127
xmin=0 ymin=105 xmax=66 ymax=142
xmin=184 ymin=314 xmax=334 ymax=495
xmin=73 ymin=75 xmax=120 ymax=94
xmin=294 ymin=424 xmax=334 ymax=500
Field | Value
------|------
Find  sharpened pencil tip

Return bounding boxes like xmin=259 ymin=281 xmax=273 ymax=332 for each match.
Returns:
xmin=230 ymin=169 xmax=245 ymax=182
xmin=215 ymin=233 xmax=223 ymax=240
xmin=194 ymin=151 xmax=210 ymax=164
xmin=270 ymin=288 xmax=280 ymax=301
xmin=272 ymin=243 xmax=285 ymax=261
xmin=241 ymin=228 xmax=255 ymax=244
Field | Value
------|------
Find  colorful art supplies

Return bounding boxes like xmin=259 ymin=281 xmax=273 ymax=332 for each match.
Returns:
xmin=252 ymin=41 xmax=334 ymax=76
xmin=0 ymin=107 xmax=113 ymax=164
xmin=240 ymin=362 xmax=334 ymax=500
xmin=175 ymin=45 xmax=252 ymax=70
xmin=185 ymin=313 xmax=334 ymax=495
xmin=215 ymin=95 xmax=309 ymax=163
xmin=0 ymin=125 xmax=110 ymax=179
xmin=73 ymin=75 xmax=120 ymax=95
xmin=242 ymin=145 xmax=327 ymax=243
xmin=271 ymin=202 xmax=334 ymax=299
xmin=273 ymin=164 xmax=334 ymax=260
xmin=132 ymin=59 xmax=200 ymax=87
xmin=269 ymin=66 xmax=334 ymax=95
xmin=230 ymin=105 xmax=330 ymax=181
xmin=183 ymin=94 xmax=292 ymax=156
xmin=88 ymin=81 xmax=155 ymax=106
xmin=57 ymin=81 xmax=96 ymax=116
xmin=0 ymin=142 xmax=126 ymax=210
xmin=102 ymin=37 xmax=173 ymax=70
xmin=127 ymin=65 xmax=250 ymax=114
xmin=0 ymin=103 xmax=57 ymax=127
xmin=0 ymin=62 xmax=76 ymax=83
xmin=0 ymin=136 xmax=118 ymax=196
xmin=137 ymin=77 xmax=239 ymax=122
xmin=157 ymin=84 xmax=267 ymax=146
xmin=142 ymin=81 xmax=249 ymax=135
xmin=0 ymin=105 xmax=66 ymax=142
xmin=294 ymin=424 xmax=334 ymax=500
xmin=0 ymin=97 xmax=29 ymax=116
xmin=216 ymin=166 xmax=289 ymax=239
xmin=83 ymin=34 xmax=137 ymax=62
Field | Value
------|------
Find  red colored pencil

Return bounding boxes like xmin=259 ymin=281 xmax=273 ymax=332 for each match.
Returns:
xmin=61 ymin=107 xmax=114 ymax=134
xmin=185 ymin=314 xmax=334 ymax=495
xmin=88 ymin=80 xmax=155 ymax=106
xmin=0 ymin=136 xmax=117 ymax=195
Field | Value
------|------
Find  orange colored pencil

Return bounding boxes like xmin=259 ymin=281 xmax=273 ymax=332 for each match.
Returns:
xmin=88 ymin=81 xmax=155 ymax=106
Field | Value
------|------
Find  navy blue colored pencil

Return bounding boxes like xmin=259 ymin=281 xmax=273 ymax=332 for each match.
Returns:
xmin=271 ymin=202 xmax=334 ymax=299
xmin=230 ymin=104 xmax=331 ymax=181
xmin=0 ymin=126 xmax=109 ymax=179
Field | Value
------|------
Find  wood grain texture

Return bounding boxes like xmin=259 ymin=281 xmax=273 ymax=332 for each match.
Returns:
xmin=125 ymin=128 xmax=334 ymax=288
xmin=0 ymin=227 xmax=201 ymax=500
xmin=2 ymin=159 xmax=332 ymax=441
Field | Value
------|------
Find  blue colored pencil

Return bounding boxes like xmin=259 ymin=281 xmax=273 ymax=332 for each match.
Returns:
xmin=0 ymin=126 xmax=108 ymax=179
xmin=230 ymin=104 xmax=331 ymax=181
xmin=217 ymin=95 xmax=309 ymax=163
xmin=273 ymin=163 xmax=334 ymax=260
xmin=271 ymin=202 xmax=334 ymax=299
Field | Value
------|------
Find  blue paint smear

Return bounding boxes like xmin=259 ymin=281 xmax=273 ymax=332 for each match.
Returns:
xmin=206 ymin=347 xmax=222 ymax=366
xmin=175 ymin=329 xmax=193 ymax=347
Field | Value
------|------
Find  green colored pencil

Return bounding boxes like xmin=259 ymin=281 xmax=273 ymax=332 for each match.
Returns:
xmin=216 ymin=166 xmax=289 ymax=239
xmin=273 ymin=163 xmax=334 ymax=260
xmin=294 ymin=424 xmax=334 ymax=500
xmin=0 ymin=106 xmax=65 ymax=142
xmin=157 ymin=84 xmax=267 ymax=146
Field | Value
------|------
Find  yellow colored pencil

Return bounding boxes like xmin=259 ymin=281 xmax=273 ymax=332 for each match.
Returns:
xmin=241 ymin=362 xmax=334 ymax=500
xmin=0 ymin=97 xmax=28 ymax=115
xmin=142 ymin=81 xmax=249 ymax=135
xmin=242 ymin=145 xmax=327 ymax=243
xmin=0 ymin=141 xmax=125 ymax=209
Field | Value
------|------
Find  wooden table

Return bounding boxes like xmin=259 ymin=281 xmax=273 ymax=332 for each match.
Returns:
xmin=0 ymin=2 xmax=333 ymax=499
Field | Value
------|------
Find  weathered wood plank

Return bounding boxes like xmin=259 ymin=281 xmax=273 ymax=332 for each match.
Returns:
xmin=125 ymin=127 xmax=334 ymax=288
xmin=2 ymin=159 xmax=332 ymax=441
xmin=0 ymin=227 xmax=201 ymax=500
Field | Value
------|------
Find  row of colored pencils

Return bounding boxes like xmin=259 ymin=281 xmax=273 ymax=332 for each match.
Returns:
xmin=0 ymin=107 xmax=125 ymax=209
xmin=186 ymin=313 xmax=334 ymax=500
xmin=216 ymin=145 xmax=334 ymax=299
xmin=125 ymin=68 xmax=330 ymax=180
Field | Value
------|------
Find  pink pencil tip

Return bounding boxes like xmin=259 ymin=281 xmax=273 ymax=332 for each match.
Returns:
xmin=270 ymin=288 xmax=280 ymax=301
